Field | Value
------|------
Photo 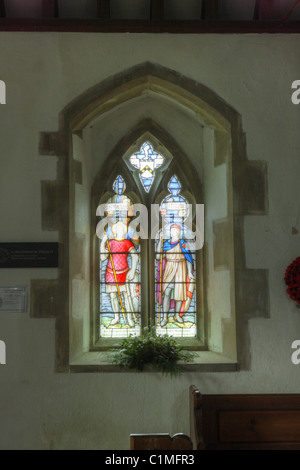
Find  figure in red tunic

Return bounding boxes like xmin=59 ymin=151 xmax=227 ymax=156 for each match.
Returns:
xmin=100 ymin=221 xmax=139 ymax=327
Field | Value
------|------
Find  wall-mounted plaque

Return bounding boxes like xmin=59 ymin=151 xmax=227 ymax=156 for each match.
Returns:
xmin=0 ymin=243 xmax=58 ymax=268
xmin=0 ymin=286 xmax=27 ymax=313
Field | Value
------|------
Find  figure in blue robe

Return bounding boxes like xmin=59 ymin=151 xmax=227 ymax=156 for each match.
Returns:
xmin=157 ymin=225 xmax=194 ymax=327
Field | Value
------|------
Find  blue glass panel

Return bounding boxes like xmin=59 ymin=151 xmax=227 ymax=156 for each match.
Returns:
xmin=168 ymin=175 xmax=181 ymax=195
xmin=113 ymin=175 xmax=126 ymax=195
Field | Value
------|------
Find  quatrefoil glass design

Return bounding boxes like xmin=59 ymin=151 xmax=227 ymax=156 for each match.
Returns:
xmin=129 ymin=142 xmax=164 ymax=193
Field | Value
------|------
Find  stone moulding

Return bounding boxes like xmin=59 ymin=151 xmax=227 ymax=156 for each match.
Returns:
xmin=32 ymin=62 xmax=269 ymax=372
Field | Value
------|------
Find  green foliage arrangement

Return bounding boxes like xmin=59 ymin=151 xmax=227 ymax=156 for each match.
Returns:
xmin=108 ymin=326 xmax=195 ymax=375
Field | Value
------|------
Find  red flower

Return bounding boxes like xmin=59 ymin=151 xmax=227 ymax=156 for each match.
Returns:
xmin=285 ymin=257 xmax=300 ymax=305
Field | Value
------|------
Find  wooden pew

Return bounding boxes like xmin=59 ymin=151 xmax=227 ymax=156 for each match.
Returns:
xmin=130 ymin=386 xmax=300 ymax=450
xmin=189 ymin=385 xmax=300 ymax=450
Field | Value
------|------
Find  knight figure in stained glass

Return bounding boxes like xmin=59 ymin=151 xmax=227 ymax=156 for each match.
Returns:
xmin=100 ymin=221 xmax=139 ymax=327
xmin=99 ymin=176 xmax=141 ymax=338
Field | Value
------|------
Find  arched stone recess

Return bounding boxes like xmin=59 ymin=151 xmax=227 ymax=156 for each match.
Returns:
xmin=33 ymin=62 xmax=269 ymax=372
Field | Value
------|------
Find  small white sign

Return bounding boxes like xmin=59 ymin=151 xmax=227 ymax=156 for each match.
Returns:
xmin=0 ymin=286 xmax=27 ymax=313
xmin=0 ymin=340 xmax=6 ymax=364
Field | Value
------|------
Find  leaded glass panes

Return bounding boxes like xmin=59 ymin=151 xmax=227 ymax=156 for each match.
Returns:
xmin=99 ymin=177 xmax=141 ymax=338
xmin=129 ymin=142 xmax=164 ymax=192
xmin=155 ymin=176 xmax=197 ymax=338
xmin=113 ymin=174 xmax=126 ymax=195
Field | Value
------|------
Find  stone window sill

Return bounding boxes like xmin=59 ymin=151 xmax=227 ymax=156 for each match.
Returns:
xmin=69 ymin=351 xmax=238 ymax=373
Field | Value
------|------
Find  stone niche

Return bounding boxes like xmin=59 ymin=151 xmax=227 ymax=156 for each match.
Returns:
xmin=33 ymin=62 xmax=269 ymax=372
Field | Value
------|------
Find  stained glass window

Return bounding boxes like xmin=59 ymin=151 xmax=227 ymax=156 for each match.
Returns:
xmin=155 ymin=176 xmax=197 ymax=338
xmin=129 ymin=142 xmax=164 ymax=192
xmin=98 ymin=165 xmax=198 ymax=342
xmin=99 ymin=176 xmax=141 ymax=338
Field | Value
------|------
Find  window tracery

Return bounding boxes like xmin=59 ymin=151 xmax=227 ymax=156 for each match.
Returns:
xmin=98 ymin=145 xmax=198 ymax=342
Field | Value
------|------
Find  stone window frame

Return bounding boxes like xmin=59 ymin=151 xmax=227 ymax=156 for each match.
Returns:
xmin=33 ymin=62 xmax=269 ymax=373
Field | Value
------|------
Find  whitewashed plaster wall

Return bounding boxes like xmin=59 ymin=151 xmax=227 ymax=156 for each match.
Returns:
xmin=0 ymin=32 xmax=300 ymax=450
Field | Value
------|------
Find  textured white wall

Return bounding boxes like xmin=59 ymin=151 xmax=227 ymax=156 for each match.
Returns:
xmin=0 ymin=33 xmax=300 ymax=449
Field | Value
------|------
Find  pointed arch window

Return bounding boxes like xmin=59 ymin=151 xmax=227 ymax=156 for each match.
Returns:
xmin=51 ymin=65 xmax=252 ymax=372
xmin=94 ymin=140 xmax=203 ymax=348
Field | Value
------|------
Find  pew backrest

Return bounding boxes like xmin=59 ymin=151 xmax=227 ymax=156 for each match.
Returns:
xmin=189 ymin=385 xmax=300 ymax=450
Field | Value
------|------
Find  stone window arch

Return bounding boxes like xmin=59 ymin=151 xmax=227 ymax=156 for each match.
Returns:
xmin=34 ymin=63 xmax=269 ymax=372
